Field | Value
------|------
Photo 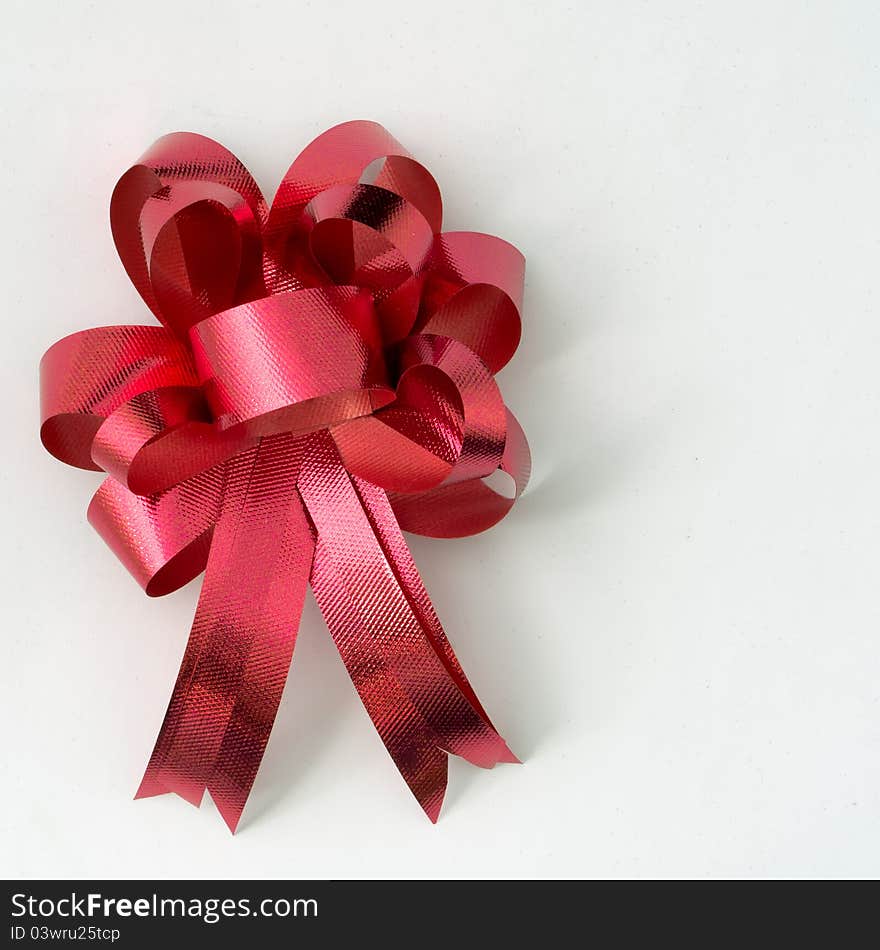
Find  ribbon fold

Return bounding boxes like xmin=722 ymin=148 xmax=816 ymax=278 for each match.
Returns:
xmin=40 ymin=121 xmax=529 ymax=830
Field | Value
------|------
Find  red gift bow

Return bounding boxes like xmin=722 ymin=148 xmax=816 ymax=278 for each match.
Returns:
xmin=40 ymin=121 xmax=530 ymax=831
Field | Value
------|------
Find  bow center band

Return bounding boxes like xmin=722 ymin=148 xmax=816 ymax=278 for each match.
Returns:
xmin=189 ymin=285 xmax=395 ymax=436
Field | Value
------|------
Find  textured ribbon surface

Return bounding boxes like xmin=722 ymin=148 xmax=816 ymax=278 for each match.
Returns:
xmin=40 ymin=121 xmax=529 ymax=830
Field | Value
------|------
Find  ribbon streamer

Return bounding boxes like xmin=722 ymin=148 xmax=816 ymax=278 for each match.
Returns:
xmin=40 ymin=121 xmax=529 ymax=830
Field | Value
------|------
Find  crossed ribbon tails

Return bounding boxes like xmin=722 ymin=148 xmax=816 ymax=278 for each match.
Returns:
xmin=40 ymin=121 xmax=530 ymax=830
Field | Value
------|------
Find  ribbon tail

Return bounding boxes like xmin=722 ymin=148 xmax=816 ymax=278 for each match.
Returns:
xmin=298 ymin=431 xmax=516 ymax=822
xmin=135 ymin=433 xmax=314 ymax=833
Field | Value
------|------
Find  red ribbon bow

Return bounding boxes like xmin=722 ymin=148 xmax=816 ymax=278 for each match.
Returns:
xmin=40 ymin=121 xmax=529 ymax=831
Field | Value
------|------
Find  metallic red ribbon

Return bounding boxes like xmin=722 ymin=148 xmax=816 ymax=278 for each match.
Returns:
xmin=39 ymin=121 xmax=530 ymax=831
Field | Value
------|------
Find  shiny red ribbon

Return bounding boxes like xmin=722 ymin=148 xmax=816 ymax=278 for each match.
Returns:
xmin=40 ymin=121 xmax=529 ymax=831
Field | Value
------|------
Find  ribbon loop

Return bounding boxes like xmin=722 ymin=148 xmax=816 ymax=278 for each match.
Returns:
xmin=111 ymin=133 xmax=267 ymax=338
xmin=417 ymin=232 xmax=525 ymax=373
xmin=40 ymin=326 xmax=199 ymax=471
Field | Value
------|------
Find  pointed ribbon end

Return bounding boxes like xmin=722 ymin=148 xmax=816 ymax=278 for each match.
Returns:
xmin=214 ymin=797 xmax=245 ymax=836
xmin=421 ymin=791 xmax=444 ymax=824
xmin=135 ymin=772 xmax=206 ymax=808
xmin=498 ymin=743 xmax=521 ymax=765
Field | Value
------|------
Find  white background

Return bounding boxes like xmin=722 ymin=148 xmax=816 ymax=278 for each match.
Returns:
xmin=2 ymin=0 xmax=878 ymax=880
